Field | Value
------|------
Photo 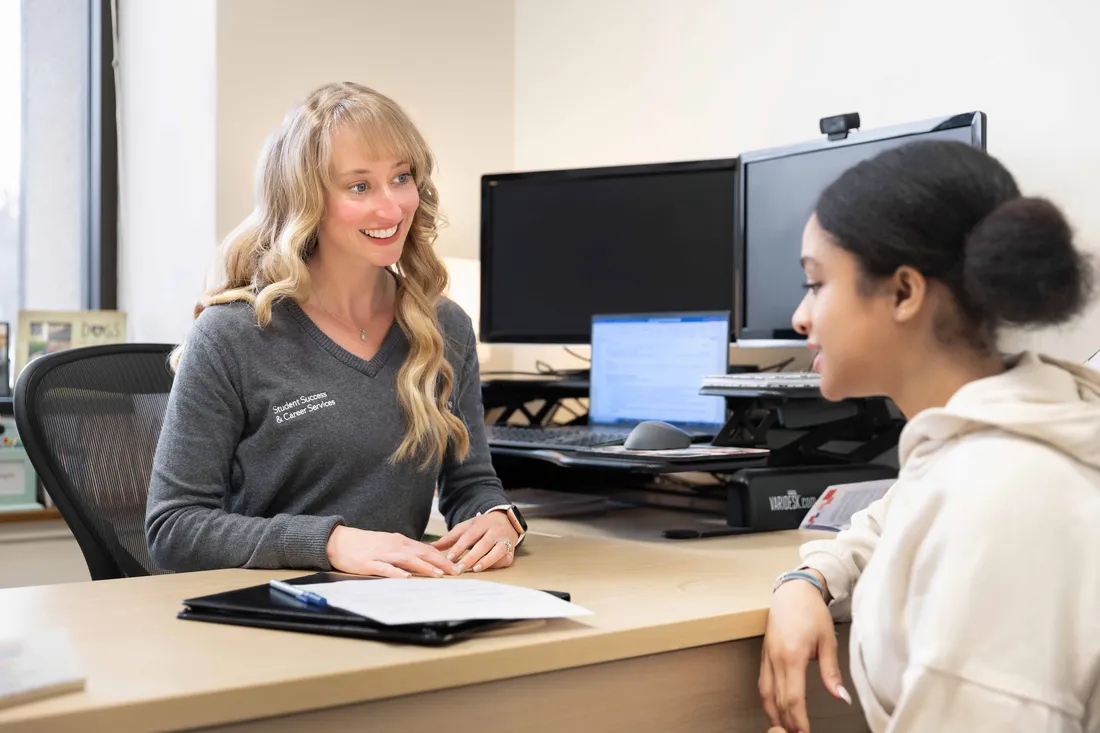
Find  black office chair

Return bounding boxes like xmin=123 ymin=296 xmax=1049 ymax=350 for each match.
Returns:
xmin=14 ymin=343 xmax=177 ymax=580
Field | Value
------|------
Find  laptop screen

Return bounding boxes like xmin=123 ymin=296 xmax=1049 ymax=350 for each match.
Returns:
xmin=589 ymin=312 xmax=730 ymax=428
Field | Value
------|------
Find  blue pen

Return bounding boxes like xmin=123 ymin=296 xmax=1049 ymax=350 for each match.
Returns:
xmin=269 ymin=579 xmax=328 ymax=608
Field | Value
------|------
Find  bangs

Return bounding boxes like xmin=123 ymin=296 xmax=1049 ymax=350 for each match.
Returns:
xmin=319 ymin=99 xmax=430 ymax=188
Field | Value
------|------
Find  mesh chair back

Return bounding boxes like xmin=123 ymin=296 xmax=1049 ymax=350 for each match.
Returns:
xmin=15 ymin=344 xmax=176 ymax=580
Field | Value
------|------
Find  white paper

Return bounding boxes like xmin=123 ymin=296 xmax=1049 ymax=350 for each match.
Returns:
xmin=1087 ymin=348 xmax=1100 ymax=370
xmin=295 ymin=578 xmax=593 ymax=625
xmin=0 ymin=628 xmax=85 ymax=710
xmin=799 ymin=478 xmax=895 ymax=532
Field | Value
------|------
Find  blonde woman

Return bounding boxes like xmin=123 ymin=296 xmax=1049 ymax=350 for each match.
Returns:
xmin=145 ymin=82 xmax=526 ymax=578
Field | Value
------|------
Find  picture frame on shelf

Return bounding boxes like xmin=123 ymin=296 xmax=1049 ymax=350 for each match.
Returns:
xmin=14 ymin=310 xmax=127 ymax=381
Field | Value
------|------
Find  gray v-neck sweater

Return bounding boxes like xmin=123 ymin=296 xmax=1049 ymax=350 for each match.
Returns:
xmin=145 ymin=297 xmax=509 ymax=572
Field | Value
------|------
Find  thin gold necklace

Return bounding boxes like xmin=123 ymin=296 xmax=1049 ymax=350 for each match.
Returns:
xmin=311 ymin=294 xmax=368 ymax=342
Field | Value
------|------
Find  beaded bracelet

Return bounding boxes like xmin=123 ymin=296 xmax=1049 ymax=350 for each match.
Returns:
xmin=773 ymin=569 xmax=827 ymax=601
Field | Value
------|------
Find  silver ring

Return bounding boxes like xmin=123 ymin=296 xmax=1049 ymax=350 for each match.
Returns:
xmin=495 ymin=538 xmax=513 ymax=554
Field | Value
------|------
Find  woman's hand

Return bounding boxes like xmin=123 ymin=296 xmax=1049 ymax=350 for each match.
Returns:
xmin=431 ymin=511 xmax=519 ymax=573
xmin=325 ymin=526 xmax=458 ymax=577
xmin=759 ymin=572 xmax=850 ymax=733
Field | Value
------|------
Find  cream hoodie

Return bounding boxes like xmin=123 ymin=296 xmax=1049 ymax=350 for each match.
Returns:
xmin=800 ymin=353 xmax=1100 ymax=732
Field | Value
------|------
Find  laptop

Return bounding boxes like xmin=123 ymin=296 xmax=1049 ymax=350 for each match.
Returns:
xmin=486 ymin=311 xmax=730 ymax=449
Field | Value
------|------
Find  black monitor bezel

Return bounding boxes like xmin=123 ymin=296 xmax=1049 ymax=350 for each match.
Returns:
xmin=734 ymin=111 xmax=987 ymax=344
xmin=479 ymin=158 xmax=740 ymax=344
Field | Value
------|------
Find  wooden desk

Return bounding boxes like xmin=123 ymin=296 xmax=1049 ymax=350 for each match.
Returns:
xmin=0 ymin=523 xmax=868 ymax=733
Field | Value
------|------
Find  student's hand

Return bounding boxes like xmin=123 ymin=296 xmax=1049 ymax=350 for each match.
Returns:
xmin=325 ymin=526 xmax=458 ymax=577
xmin=431 ymin=511 xmax=519 ymax=573
xmin=759 ymin=573 xmax=849 ymax=733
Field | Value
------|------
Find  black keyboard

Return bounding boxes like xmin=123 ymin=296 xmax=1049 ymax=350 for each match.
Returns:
xmin=485 ymin=425 xmax=628 ymax=448
xmin=701 ymin=372 xmax=821 ymax=393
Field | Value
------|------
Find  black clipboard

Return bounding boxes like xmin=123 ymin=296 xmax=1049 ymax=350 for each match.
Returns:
xmin=177 ymin=572 xmax=572 ymax=646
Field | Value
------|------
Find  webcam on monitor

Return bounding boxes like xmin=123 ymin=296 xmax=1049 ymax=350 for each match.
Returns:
xmin=820 ymin=112 xmax=861 ymax=141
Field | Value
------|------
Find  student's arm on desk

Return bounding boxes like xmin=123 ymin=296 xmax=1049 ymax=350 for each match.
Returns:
xmin=798 ymin=490 xmax=892 ymax=622
xmin=145 ymin=325 xmax=343 ymax=572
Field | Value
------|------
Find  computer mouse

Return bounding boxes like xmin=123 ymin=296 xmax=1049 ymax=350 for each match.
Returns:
xmin=623 ymin=421 xmax=693 ymax=451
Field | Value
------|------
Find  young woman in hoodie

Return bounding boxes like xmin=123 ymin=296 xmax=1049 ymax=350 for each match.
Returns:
xmin=759 ymin=140 xmax=1100 ymax=733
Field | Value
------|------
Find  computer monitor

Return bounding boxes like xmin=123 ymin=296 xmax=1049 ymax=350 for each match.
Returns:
xmin=480 ymin=160 xmax=738 ymax=344
xmin=588 ymin=312 xmax=730 ymax=430
xmin=735 ymin=111 xmax=987 ymax=346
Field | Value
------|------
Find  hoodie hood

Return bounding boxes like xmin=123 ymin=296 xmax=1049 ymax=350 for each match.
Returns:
xmin=899 ymin=352 xmax=1100 ymax=474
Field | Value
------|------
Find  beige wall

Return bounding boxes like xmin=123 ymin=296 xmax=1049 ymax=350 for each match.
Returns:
xmin=119 ymin=0 xmax=514 ymax=358
xmin=513 ymin=0 xmax=1100 ymax=364
xmin=215 ymin=0 xmax=514 ymax=368
xmin=216 ymin=0 xmax=515 ymax=261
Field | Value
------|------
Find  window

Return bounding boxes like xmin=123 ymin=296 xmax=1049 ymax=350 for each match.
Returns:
xmin=1 ymin=0 xmax=117 ymax=392
xmin=0 ymin=0 xmax=20 ymax=333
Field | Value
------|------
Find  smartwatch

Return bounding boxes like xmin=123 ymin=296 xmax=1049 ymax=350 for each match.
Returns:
xmin=482 ymin=503 xmax=528 ymax=546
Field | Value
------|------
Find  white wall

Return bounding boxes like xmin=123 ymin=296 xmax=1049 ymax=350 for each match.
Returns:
xmin=514 ymin=0 xmax=1100 ymax=362
xmin=117 ymin=0 xmax=218 ymax=345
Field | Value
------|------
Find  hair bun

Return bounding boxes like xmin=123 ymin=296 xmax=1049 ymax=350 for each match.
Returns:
xmin=963 ymin=196 xmax=1093 ymax=327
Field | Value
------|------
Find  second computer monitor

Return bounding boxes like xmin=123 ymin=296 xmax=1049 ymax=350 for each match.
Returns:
xmin=480 ymin=160 xmax=738 ymax=344
xmin=588 ymin=312 xmax=730 ymax=430
xmin=736 ymin=111 xmax=987 ymax=345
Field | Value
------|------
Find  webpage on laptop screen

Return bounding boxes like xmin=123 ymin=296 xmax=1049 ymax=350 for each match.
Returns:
xmin=590 ymin=314 xmax=728 ymax=427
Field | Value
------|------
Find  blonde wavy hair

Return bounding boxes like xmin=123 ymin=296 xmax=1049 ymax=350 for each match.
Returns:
xmin=175 ymin=81 xmax=468 ymax=468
